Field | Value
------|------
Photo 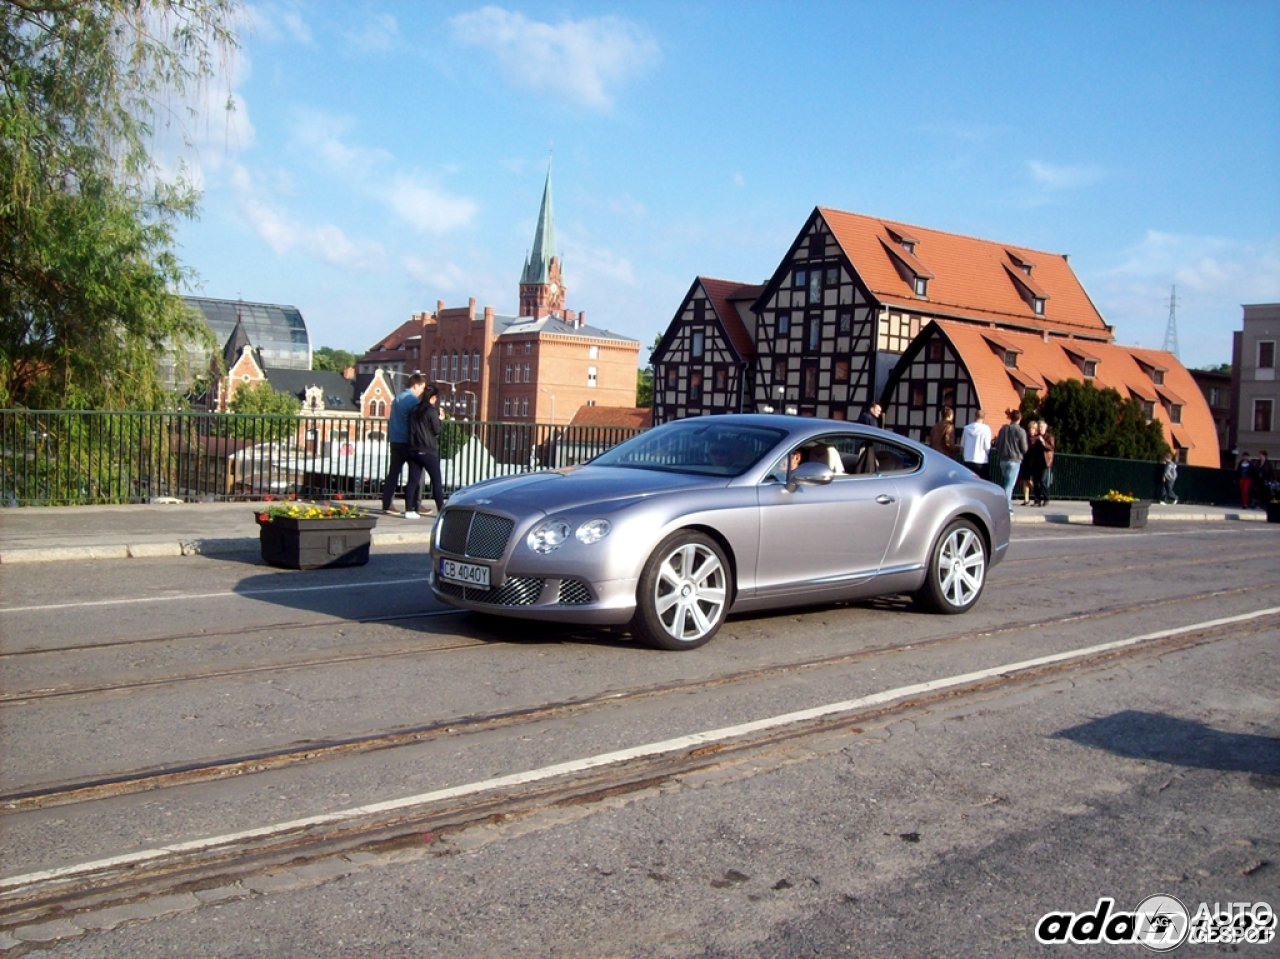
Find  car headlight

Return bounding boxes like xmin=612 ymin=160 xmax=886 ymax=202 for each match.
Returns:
xmin=527 ymin=519 xmax=571 ymax=553
xmin=575 ymin=519 xmax=611 ymax=545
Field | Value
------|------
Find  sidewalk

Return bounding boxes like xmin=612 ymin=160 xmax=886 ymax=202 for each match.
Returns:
xmin=0 ymin=498 xmax=1268 ymax=565
xmin=0 ymin=500 xmax=437 ymax=564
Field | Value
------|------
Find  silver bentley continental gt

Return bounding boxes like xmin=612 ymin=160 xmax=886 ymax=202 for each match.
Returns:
xmin=430 ymin=414 xmax=1010 ymax=650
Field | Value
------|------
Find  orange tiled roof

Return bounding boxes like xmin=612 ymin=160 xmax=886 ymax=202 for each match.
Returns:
xmin=568 ymin=406 xmax=652 ymax=429
xmin=933 ymin=321 xmax=1220 ymax=467
xmin=366 ymin=317 xmax=423 ymax=353
xmin=819 ymin=208 xmax=1111 ymax=338
xmin=699 ymin=277 xmax=761 ymax=360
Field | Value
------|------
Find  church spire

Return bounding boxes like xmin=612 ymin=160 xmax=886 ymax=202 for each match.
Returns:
xmin=519 ymin=164 xmax=565 ymax=318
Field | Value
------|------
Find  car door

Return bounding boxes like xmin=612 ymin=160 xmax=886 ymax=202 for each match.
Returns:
xmin=753 ymin=432 xmax=905 ymax=597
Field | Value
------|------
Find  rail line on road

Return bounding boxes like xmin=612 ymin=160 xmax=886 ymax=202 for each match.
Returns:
xmin=4 ymin=581 xmax=1274 ymax=812
xmin=2 ymin=606 xmax=1276 ymax=934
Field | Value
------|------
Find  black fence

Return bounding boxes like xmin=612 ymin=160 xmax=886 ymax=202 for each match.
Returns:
xmin=0 ymin=410 xmax=644 ymax=506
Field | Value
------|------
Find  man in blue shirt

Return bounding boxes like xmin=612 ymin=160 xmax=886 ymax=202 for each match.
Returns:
xmin=381 ymin=373 xmax=427 ymax=514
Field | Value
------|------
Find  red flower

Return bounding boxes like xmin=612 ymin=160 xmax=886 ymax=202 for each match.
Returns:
xmin=256 ymin=513 xmax=269 ymax=523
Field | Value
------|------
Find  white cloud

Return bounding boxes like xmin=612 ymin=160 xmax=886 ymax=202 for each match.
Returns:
xmin=449 ymin=6 xmax=660 ymax=109
xmin=1029 ymin=160 xmax=1105 ymax=190
xmin=348 ymin=13 xmax=398 ymax=52
xmin=386 ymin=175 xmax=478 ymax=234
xmin=231 ymin=165 xmax=386 ymax=271
xmin=403 ymin=256 xmax=468 ymax=291
xmin=245 ymin=2 xmax=312 ymax=43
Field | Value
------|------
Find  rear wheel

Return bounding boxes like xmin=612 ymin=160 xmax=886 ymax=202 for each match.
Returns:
xmin=914 ymin=519 xmax=987 ymax=614
xmin=632 ymin=531 xmax=730 ymax=650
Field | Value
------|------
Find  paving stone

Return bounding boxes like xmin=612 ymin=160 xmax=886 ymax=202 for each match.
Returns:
xmin=193 ymin=883 xmax=249 ymax=904
xmin=12 ymin=919 xmax=83 ymax=942
xmin=0 ymin=932 xmax=22 ymax=951
xmin=75 ymin=892 xmax=200 ymax=930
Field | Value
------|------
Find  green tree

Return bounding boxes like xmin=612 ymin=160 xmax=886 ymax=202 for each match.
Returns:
xmin=0 ymin=0 xmax=239 ymax=410
xmin=313 ymin=347 xmax=358 ymax=373
xmin=1038 ymin=379 xmax=1169 ymax=460
xmin=636 ymin=367 xmax=653 ymax=407
xmin=225 ymin=381 xmax=299 ymax=442
xmin=228 ymin=382 xmax=300 ymax=417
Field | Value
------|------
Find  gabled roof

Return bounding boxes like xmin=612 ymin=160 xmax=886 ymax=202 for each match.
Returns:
xmin=926 ymin=321 xmax=1220 ymax=467
xmin=699 ymin=277 xmax=762 ymax=360
xmin=367 ymin=317 xmax=423 ymax=353
xmin=264 ymin=369 xmax=361 ymax=411
xmin=817 ymin=208 xmax=1111 ymax=338
xmin=497 ymin=314 xmax=638 ymax=345
xmin=567 ymin=406 xmax=652 ymax=429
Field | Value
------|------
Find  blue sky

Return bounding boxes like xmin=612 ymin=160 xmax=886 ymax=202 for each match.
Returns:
xmin=173 ymin=0 xmax=1280 ymax=370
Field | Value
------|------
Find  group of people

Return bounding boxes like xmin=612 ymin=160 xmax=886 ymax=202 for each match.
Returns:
xmin=923 ymin=406 xmax=1055 ymax=513
xmin=1235 ymin=450 xmax=1276 ymax=509
xmin=380 ymin=374 xmax=444 ymax=519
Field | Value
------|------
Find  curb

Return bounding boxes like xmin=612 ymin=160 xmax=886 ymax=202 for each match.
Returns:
xmin=0 ymin=529 xmax=438 ymax=565
xmin=1010 ymin=510 xmax=1268 ymax=526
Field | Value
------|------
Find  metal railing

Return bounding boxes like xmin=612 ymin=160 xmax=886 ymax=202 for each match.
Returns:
xmin=0 ymin=410 xmax=645 ymax=506
xmin=1041 ymin=453 xmax=1237 ymax=505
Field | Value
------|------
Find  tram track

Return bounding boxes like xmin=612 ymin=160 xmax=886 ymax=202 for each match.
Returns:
xmin=1 ymin=609 xmax=1274 ymax=931
xmin=4 ymin=581 xmax=1274 ymax=812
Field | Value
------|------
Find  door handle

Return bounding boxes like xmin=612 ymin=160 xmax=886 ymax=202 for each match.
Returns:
xmin=876 ymin=494 xmax=896 ymax=505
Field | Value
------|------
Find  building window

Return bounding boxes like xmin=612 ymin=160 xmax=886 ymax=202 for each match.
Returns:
xmin=460 ymin=352 xmax=469 ymax=381
xmin=910 ymin=383 xmax=926 ymax=407
xmin=1169 ymin=403 xmax=1182 ymax=424
xmin=589 ymin=345 xmax=598 ymax=359
xmin=794 ymin=269 xmax=806 ymax=288
xmin=588 ymin=366 xmax=597 ymax=387
xmin=430 ymin=355 xmax=438 ymax=380
xmin=1033 ymin=297 xmax=1045 ymax=316
xmin=1004 ymin=350 xmax=1018 ymax=369
xmin=1255 ymin=399 xmax=1274 ymax=433
xmin=1142 ymin=400 xmax=1155 ymax=419
xmin=689 ymin=371 xmax=703 ymax=402
xmin=1208 ymin=387 xmax=1221 ymax=406
xmin=451 ymin=352 xmax=459 ymax=381
xmin=927 ymin=340 xmax=944 ymax=362
xmin=802 ymin=364 xmax=817 ymax=399
xmin=524 ymin=341 xmax=532 ymax=355
xmin=504 ymin=365 xmax=512 ymax=384
xmin=1260 ymin=341 xmax=1276 ymax=369
xmin=808 ymin=270 xmax=822 ymax=305
xmin=773 ymin=358 xmax=786 ymax=385
xmin=1152 ymin=369 xmax=1165 ymax=385
xmin=807 ymin=317 xmax=821 ymax=352
xmin=473 ymin=350 xmax=481 ymax=380
xmin=522 ymin=363 xmax=530 ymax=383
xmin=777 ymin=313 xmax=790 ymax=336
xmin=826 ymin=267 xmax=838 ymax=286
xmin=521 ymin=397 xmax=529 ymax=417
xmin=1082 ymin=360 xmax=1097 ymax=378
xmin=834 ymin=359 xmax=850 ymax=382
xmin=503 ymin=398 xmax=511 ymax=417
xmin=714 ymin=368 xmax=727 ymax=391
xmin=691 ymin=330 xmax=705 ymax=358
xmin=838 ymin=311 xmax=851 ymax=334
xmin=665 ymin=366 xmax=677 ymax=389
xmin=914 ymin=276 xmax=928 ymax=297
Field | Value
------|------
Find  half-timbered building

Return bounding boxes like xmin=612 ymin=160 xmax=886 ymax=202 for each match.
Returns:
xmin=651 ymin=277 xmax=759 ymax=423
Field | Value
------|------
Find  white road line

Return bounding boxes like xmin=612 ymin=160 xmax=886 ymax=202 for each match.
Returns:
xmin=4 ymin=605 xmax=1276 ymax=893
xmin=0 ymin=577 xmax=438 ymax=615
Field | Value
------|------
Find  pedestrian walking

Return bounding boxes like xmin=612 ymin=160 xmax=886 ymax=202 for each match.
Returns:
xmin=927 ymin=407 xmax=957 ymax=458
xmin=961 ymin=408 xmax=992 ymax=480
xmin=380 ymin=373 xmax=427 ymax=515
xmin=1031 ymin=421 xmax=1055 ymax=506
xmin=404 ymin=385 xmax=444 ymax=518
xmin=1160 ymin=454 xmax=1178 ymax=505
xmin=1254 ymin=450 xmax=1275 ymax=508
xmin=993 ymin=409 xmax=1028 ymax=513
xmin=858 ymin=402 xmax=883 ymax=428
xmin=1236 ymin=451 xmax=1253 ymax=509
xmin=1017 ymin=420 xmax=1040 ymax=505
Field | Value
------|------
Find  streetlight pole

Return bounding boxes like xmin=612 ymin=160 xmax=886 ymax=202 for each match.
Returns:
xmin=540 ymin=387 xmax=555 ymax=426
xmin=436 ymin=379 xmax=461 ymax=418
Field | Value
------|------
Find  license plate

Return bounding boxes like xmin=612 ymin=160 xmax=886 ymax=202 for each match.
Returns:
xmin=439 ymin=558 xmax=490 ymax=588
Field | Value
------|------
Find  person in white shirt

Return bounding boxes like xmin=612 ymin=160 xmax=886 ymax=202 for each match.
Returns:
xmin=961 ymin=408 xmax=993 ymax=481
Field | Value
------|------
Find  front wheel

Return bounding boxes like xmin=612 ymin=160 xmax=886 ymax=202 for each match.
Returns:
xmin=914 ymin=519 xmax=987 ymax=614
xmin=632 ymin=531 xmax=731 ymax=650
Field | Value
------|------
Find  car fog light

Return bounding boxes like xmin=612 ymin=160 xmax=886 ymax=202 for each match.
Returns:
xmin=527 ymin=519 xmax=571 ymax=553
xmin=576 ymin=519 xmax=611 ymax=544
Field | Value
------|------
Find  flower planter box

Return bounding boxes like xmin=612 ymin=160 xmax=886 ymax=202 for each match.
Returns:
xmin=256 ymin=515 xmax=378 ymax=569
xmin=1089 ymin=500 xmax=1150 ymax=529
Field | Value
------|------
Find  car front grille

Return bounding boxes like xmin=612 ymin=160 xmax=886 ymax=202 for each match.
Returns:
xmin=438 ymin=509 xmax=514 ymax=560
xmin=557 ymin=578 xmax=593 ymax=605
xmin=438 ymin=576 xmax=544 ymax=606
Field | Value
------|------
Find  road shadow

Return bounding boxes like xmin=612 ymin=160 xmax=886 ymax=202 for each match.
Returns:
xmin=1052 ymin=710 xmax=1280 ymax=777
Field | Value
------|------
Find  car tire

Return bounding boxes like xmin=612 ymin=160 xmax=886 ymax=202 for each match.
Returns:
xmin=632 ymin=531 xmax=731 ymax=650
xmin=914 ymin=519 xmax=987 ymax=614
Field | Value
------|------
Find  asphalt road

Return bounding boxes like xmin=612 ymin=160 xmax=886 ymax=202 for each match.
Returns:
xmin=1 ymin=522 xmax=1277 ymax=956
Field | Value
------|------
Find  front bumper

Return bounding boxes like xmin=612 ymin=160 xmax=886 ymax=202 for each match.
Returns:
xmin=430 ymin=566 xmax=639 ymax=625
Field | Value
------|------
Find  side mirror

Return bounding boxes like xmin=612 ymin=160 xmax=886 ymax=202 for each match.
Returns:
xmin=786 ymin=461 xmax=834 ymax=492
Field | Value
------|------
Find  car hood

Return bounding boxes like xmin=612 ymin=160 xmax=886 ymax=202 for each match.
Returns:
xmin=448 ymin=466 xmax=718 ymax=517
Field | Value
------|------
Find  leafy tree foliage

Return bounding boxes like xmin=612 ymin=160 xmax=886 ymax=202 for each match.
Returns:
xmin=1 ymin=0 xmax=238 ymax=410
xmin=636 ymin=367 xmax=652 ymax=407
xmin=228 ymin=381 xmax=300 ymax=417
xmin=313 ymin=347 xmax=358 ymax=373
xmin=1036 ymin=379 xmax=1169 ymax=460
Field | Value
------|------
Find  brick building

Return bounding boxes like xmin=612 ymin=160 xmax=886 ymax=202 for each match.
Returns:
xmin=359 ymin=168 xmax=640 ymax=425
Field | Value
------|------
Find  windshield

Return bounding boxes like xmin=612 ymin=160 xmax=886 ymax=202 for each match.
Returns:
xmin=592 ymin=421 xmax=787 ymax=477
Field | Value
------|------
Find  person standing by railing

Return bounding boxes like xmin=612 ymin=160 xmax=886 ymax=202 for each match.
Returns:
xmin=381 ymin=373 xmax=426 ymax=515
xmin=1236 ymin=451 xmax=1253 ymax=509
xmin=994 ymin=409 xmax=1028 ymax=514
xmin=405 ymin=386 xmax=443 ymax=518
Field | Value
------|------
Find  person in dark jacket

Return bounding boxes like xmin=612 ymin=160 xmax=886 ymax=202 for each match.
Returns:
xmin=994 ymin=409 xmax=1028 ymax=513
xmin=858 ymin=403 xmax=883 ymax=428
xmin=380 ymin=373 xmax=427 ymax=514
xmin=404 ymin=386 xmax=444 ymax=519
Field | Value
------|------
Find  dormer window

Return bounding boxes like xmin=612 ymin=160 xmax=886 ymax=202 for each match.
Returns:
xmin=914 ymin=276 xmax=928 ymax=297
xmin=1004 ymin=350 xmax=1018 ymax=369
xmin=1082 ymin=360 xmax=1097 ymax=378
xmin=1142 ymin=400 xmax=1155 ymax=419
xmin=901 ymin=241 xmax=915 ymax=254
xmin=1033 ymin=297 xmax=1045 ymax=316
xmin=1169 ymin=403 xmax=1182 ymax=424
xmin=1152 ymin=369 xmax=1164 ymax=385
